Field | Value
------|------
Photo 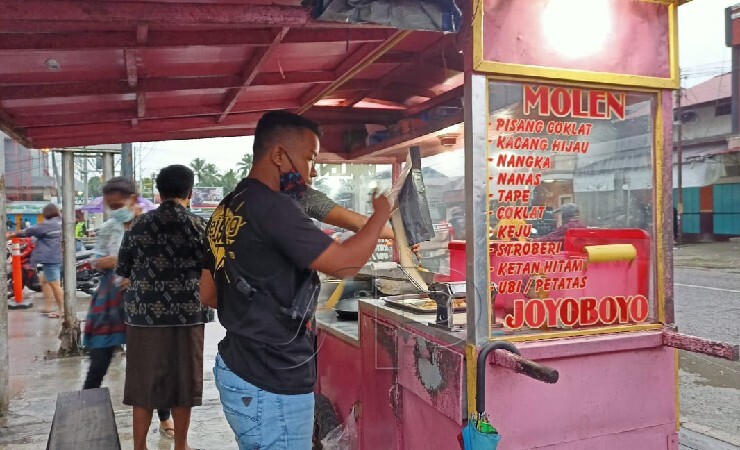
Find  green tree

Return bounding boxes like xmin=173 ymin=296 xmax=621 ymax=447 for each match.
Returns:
xmin=87 ymin=176 xmax=103 ymax=197
xmin=222 ymin=169 xmax=239 ymax=193
xmin=237 ymin=152 xmax=254 ymax=178
xmin=198 ymin=163 xmax=222 ymax=187
xmin=190 ymin=158 xmax=207 ymax=184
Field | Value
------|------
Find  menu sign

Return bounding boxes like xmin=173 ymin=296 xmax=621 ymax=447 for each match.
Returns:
xmin=489 ymin=84 xmax=649 ymax=330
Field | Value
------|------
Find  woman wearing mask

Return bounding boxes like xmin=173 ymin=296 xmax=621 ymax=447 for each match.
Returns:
xmin=82 ymin=177 xmax=176 ymax=439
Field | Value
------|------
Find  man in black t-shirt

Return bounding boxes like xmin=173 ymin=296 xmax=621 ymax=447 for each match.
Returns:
xmin=201 ymin=111 xmax=389 ymax=450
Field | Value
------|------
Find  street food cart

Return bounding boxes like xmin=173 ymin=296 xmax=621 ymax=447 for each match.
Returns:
xmin=309 ymin=1 xmax=740 ymax=449
xmin=0 ymin=0 xmax=738 ymax=449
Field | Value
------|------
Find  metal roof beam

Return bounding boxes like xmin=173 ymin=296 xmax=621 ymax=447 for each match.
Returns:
xmin=32 ymin=127 xmax=255 ymax=149
xmin=26 ymin=112 xmax=264 ymax=140
xmin=218 ymin=28 xmax=289 ymax=123
xmin=404 ymin=84 xmax=464 ymax=117
xmin=0 ymin=29 xmax=393 ymax=52
xmin=297 ymin=30 xmax=410 ymax=114
xmin=304 ymin=107 xmax=402 ymax=125
xmin=0 ymin=71 xmax=336 ymax=101
xmin=13 ymin=100 xmax=299 ymax=128
xmin=342 ymin=36 xmax=459 ymax=107
xmin=0 ymin=1 xmax=311 ymax=26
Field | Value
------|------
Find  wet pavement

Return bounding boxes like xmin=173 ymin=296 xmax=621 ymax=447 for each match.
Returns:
xmin=0 ymin=292 xmax=237 ymax=449
xmin=0 ymin=242 xmax=738 ymax=449
xmin=675 ymin=265 xmax=740 ymax=449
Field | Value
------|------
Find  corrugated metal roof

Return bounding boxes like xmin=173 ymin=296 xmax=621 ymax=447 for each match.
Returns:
xmin=680 ymin=73 xmax=731 ymax=107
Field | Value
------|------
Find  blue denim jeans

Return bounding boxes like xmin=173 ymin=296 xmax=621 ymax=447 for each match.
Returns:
xmin=40 ymin=263 xmax=61 ymax=282
xmin=214 ymin=353 xmax=314 ymax=450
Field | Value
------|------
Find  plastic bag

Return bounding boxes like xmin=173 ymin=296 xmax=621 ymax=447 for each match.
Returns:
xmin=398 ymin=167 xmax=435 ymax=245
xmin=321 ymin=405 xmax=359 ymax=450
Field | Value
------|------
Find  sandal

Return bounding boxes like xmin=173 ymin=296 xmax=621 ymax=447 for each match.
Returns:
xmin=159 ymin=425 xmax=175 ymax=440
xmin=46 ymin=312 xmax=61 ymax=318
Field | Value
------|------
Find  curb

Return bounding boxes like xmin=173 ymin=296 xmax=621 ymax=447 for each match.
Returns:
xmin=682 ymin=421 xmax=740 ymax=448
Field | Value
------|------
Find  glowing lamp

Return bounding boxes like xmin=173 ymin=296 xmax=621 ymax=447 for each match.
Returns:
xmin=541 ymin=0 xmax=612 ymax=60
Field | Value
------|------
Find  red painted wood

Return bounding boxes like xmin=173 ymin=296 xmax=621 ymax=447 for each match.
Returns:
xmin=304 ymin=107 xmax=402 ymax=125
xmin=1 ymin=1 xmax=311 ymax=26
xmin=218 ymin=28 xmax=289 ymax=123
xmin=1 ymin=71 xmax=336 ymax=101
xmin=299 ymin=41 xmax=391 ymax=110
xmin=124 ymin=49 xmax=139 ymax=88
xmin=32 ymin=127 xmax=254 ymax=148
xmin=0 ymin=4 xmax=460 ymax=148
xmin=343 ymin=35 xmax=452 ymax=107
xmin=14 ymin=100 xmax=297 ymax=128
xmin=137 ymin=93 xmax=147 ymax=118
xmin=26 ymin=112 xmax=263 ymax=140
xmin=404 ymin=84 xmax=464 ymax=117
xmin=663 ymin=330 xmax=740 ymax=361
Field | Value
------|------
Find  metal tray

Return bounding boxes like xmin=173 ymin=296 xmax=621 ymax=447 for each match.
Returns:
xmin=383 ymin=294 xmax=467 ymax=315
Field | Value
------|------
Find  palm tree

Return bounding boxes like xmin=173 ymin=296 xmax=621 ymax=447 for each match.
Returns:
xmin=237 ymin=152 xmax=254 ymax=178
xmin=222 ymin=169 xmax=239 ymax=193
xmin=198 ymin=163 xmax=221 ymax=187
xmin=190 ymin=158 xmax=207 ymax=184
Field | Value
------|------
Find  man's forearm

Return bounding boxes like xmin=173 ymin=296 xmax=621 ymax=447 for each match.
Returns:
xmin=312 ymin=211 xmax=388 ymax=278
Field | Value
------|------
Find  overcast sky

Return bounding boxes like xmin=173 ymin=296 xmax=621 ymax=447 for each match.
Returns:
xmin=135 ymin=0 xmax=736 ymax=176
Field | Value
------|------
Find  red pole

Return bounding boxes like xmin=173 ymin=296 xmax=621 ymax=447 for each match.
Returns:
xmin=10 ymin=238 xmax=23 ymax=303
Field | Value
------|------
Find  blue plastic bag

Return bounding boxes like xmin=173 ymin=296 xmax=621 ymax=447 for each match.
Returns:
xmin=461 ymin=421 xmax=501 ymax=450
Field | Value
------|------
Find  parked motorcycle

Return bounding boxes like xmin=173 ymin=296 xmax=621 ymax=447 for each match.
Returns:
xmin=5 ymin=239 xmax=102 ymax=298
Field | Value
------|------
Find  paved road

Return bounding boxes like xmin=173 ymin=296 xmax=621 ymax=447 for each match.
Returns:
xmin=675 ymin=267 xmax=740 ymax=448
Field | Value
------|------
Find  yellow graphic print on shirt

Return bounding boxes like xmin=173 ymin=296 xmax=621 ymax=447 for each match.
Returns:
xmin=208 ymin=203 xmax=246 ymax=271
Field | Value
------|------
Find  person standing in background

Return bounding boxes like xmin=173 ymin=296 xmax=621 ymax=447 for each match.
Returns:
xmin=118 ymin=165 xmax=209 ymax=450
xmin=82 ymin=177 xmax=177 ymax=439
xmin=8 ymin=204 xmax=63 ymax=317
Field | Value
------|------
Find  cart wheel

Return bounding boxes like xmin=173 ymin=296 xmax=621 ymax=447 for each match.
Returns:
xmin=313 ymin=394 xmax=340 ymax=450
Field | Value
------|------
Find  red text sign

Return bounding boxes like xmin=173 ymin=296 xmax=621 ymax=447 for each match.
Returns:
xmin=503 ymin=295 xmax=650 ymax=329
xmin=523 ymin=85 xmax=626 ymax=120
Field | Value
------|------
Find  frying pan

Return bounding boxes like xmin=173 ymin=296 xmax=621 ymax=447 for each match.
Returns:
xmin=334 ymin=290 xmax=373 ymax=320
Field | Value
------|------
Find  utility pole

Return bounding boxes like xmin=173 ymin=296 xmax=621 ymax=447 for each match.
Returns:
xmin=121 ymin=142 xmax=134 ymax=180
xmin=0 ymin=134 xmax=10 ymax=413
xmin=82 ymin=156 xmax=89 ymax=205
xmin=51 ymin=151 xmax=61 ymax=200
xmin=677 ymin=79 xmax=684 ymax=247
xmin=60 ymin=151 xmax=81 ymax=355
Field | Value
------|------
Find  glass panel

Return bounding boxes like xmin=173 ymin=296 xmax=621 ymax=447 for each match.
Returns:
xmin=486 ymin=80 xmax=657 ymax=335
xmin=313 ymin=163 xmax=393 ymax=261
xmin=417 ymin=149 xmax=466 ymax=276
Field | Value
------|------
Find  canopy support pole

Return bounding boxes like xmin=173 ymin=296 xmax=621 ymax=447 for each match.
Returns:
xmin=60 ymin=151 xmax=81 ymax=355
xmin=0 ymin=133 xmax=10 ymax=412
xmin=101 ymin=152 xmax=115 ymax=221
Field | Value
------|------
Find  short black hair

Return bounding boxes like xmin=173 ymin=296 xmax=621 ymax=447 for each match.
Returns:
xmin=156 ymin=165 xmax=195 ymax=200
xmin=102 ymin=176 xmax=136 ymax=197
xmin=253 ymin=110 xmax=321 ymax=161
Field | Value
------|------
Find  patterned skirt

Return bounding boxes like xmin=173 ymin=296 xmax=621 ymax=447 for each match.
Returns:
xmin=83 ymin=270 xmax=127 ymax=349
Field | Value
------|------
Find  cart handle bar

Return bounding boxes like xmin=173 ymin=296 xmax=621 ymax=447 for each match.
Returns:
xmin=476 ymin=341 xmax=559 ymax=414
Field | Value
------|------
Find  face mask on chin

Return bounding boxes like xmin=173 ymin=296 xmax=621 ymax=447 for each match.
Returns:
xmin=278 ymin=153 xmax=308 ymax=200
xmin=109 ymin=205 xmax=135 ymax=223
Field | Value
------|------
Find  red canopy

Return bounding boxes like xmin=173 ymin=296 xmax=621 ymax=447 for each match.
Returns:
xmin=0 ymin=0 xmax=463 ymax=161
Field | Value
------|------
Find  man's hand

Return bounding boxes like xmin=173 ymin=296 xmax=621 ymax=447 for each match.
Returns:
xmin=119 ymin=278 xmax=131 ymax=290
xmin=371 ymin=190 xmax=391 ymax=219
